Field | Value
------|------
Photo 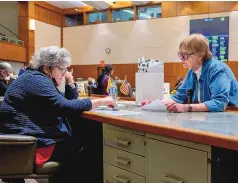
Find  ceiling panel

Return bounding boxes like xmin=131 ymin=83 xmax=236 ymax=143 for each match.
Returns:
xmin=46 ymin=1 xmax=87 ymax=9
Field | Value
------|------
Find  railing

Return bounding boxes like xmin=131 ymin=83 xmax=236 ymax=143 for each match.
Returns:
xmin=0 ymin=23 xmax=19 ymax=38
xmin=0 ymin=35 xmax=24 ymax=46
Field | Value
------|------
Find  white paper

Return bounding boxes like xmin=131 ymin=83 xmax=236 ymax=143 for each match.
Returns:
xmin=164 ymin=83 xmax=170 ymax=95
xmin=141 ymin=99 xmax=167 ymax=112
xmin=136 ymin=73 xmax=164 ymax=105
xmin=97 ymin=103 xmax=127 ymax=110
xmin=147 ymin=60 xmax=164 ymax=73
xmin=138 ymin=57 xmax=164 ymax=73
xmin=92 ymin=109 xmax=141 ymax=116
xmin=118 ymin=101 xmax=137 ymax=106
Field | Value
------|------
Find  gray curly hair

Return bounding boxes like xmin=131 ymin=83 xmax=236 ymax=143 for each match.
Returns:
xmin=30 ymin=46 xmax=71 ymax=69
xmin=0 ymin=62 xmax=13 ymax=72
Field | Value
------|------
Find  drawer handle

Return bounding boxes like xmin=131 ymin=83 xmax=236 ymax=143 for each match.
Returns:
xmin=162 ymin=175 xmax=184 ymax=183
xmin=114 ymin=175 xmax=130 ymax=183
xmin=116 ymin=157 xmax=131 ymax=165
xmin=113 ymin=138 xmax=131 ymax=146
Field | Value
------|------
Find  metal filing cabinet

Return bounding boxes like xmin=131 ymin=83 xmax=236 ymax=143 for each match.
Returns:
xmin=147 ymin=134 xmax=211 ymax=183
xmin=103 ymin=124 xmax=146 ymax=183
xmin=103 ymin=124 xmax=211 ymax=183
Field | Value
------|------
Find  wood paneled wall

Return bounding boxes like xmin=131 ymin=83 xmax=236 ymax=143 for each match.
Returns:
xmin=0 ymin=42 xmax=26 ymax=62
xmin=69 ymin=64 xmax=138 ymax=88
xmin=63 ymin=1 xmax=238 ymax=17
xmin=162 ymin=1 xmax=238 ymax=18
xmin=17 ymin=1 xmax=62 ymax=63
xmin=34 ymin=2 xmax=62 ymax=27
xmin=18 ymin=2 xmax=35 ymax=62
xmin=70 ymin=62 xmax=238 ymax=91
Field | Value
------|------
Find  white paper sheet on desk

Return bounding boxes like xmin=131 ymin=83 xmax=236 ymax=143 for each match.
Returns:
xmin=118 ymin=101 xmax=137 ymax=106
xmin=92 ymin=109 xmax=141 ymax=116
xmin=141 ymin=99 xmax=167 ymax=112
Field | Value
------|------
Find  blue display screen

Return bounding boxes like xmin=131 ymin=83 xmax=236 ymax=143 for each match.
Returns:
xmin=190 ymin=17 xmax=229 ymax=62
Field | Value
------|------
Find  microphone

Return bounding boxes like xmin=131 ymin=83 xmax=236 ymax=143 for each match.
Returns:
xmin=186 ymin=89 xmax=193 ymax=104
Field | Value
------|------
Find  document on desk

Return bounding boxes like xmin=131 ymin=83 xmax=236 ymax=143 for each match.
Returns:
xmin=92 ymin=109 xmax=141 ymax=116
xmin=141 ymin=99 xmax=167 ymax=112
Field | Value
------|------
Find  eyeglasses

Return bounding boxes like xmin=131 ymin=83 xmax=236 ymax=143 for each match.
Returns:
xmin=55 ymin=66 xmax=67 ymax=74
xmin=177 ymin=51 xmax=195 ymax=61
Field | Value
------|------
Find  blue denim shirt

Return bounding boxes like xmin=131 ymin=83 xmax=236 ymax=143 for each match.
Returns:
xmin=171 ymin=59 xmax=238 ymax=112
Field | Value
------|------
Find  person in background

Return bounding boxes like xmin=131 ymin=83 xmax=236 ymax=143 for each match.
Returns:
xmin=85 ymin=77 xmax=97 ymax=96
xmin=95 ymin=64 xmax=114 ymax=95
xmin=0 ymin=62 xmax=15 ymax=96
xmin=174 ymin=76 xmax=183 ymax=90
xmin=114 ymin=76 xmax=120 ymax=81
xmin=0 ymin=46 xmax=116 ymax=183
xmin=144 ymin=34 xmax=238 ymax=112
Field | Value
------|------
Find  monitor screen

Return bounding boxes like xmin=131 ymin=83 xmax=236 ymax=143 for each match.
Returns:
xmin=190 ymin=17 xmax=229 ymax=62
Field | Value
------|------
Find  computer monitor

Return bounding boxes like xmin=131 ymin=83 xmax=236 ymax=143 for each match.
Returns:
xmin=190 ymin=17 xmax=229 ymax=62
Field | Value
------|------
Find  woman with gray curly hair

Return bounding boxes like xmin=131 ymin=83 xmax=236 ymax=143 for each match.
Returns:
xmin=0 ymin=62 xmax=15 ymax=96
xmin=0 ymin=46 xmax=115 ymax=183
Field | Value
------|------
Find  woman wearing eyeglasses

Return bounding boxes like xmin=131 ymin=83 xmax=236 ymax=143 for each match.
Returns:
xmin=0 ymin=46 xmax=116 ymax=183
xmin=162 ymin=33 xmax=238 ymax=112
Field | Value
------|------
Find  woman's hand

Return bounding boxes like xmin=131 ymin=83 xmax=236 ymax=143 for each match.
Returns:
xmin=91 ymin=96 xmax=116 ymax=109
xmin=141 ymin=100 xmax=152 ymax=106
xmin=65 ymin=71 xmax=75 ymax=88
xmin=102 ymin=96 xmax=117 ymax=108
xmin=165 ymin=103 xmax=188 ymax=113
xmin=162 ymin=98 xmax=176 ymax=106
xmin=162 ymin=99 xmax=188 ymax=113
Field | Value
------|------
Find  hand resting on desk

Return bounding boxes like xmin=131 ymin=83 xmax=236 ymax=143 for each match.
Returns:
xmin=141 ymin=98 xmax=190 ymax=112
xmin=141 ymin=99 xmax=167 ymax=112
xmin=91 ymin=96 xmax=117 ymax=109
xmin=142 ymin=98 xmax=209 ymax=113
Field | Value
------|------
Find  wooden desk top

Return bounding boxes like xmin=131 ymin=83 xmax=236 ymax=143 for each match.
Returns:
xmin=82 ymin=104 xmax=238 ymax=151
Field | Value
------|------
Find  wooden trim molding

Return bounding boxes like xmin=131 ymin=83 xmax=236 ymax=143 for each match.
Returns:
xmin=62 ymin=1 xmax=161 ymax=15
xmin=61 ymin=1 xmax=238 ymax=24
xmin=63 ymin=6 xmax=95 ymax=15
xmin=0 ymin=42 xmax=26 ymax=62
xmin=18 ymin=1 xmax=35 ymax=63
xmin=61 ymin=14 xmax=64 ymax=47
xmin=34 ymin=3 xmax=62 ymax=27
xmin=34 ymin=1 xmax=62 ymax=14
xmin=162 ymin=1 xmax=238 ymax=18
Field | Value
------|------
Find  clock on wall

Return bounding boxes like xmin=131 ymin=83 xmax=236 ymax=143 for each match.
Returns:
xmin=105 ymin=48 xmax=111 ymax=54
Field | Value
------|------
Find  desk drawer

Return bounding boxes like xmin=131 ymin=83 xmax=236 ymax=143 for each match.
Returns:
xmin=147 ymin=138 xmax=209 ymax=183
xmin=104 ymin=128 xmax=146 ymax=156
xmin=104 ymin=146 xmax=146 ymax=176
xmin=103 ymin=123 xmax=145 ymax=136
xmin=104 ymin=163 xmax=145 ymax=183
